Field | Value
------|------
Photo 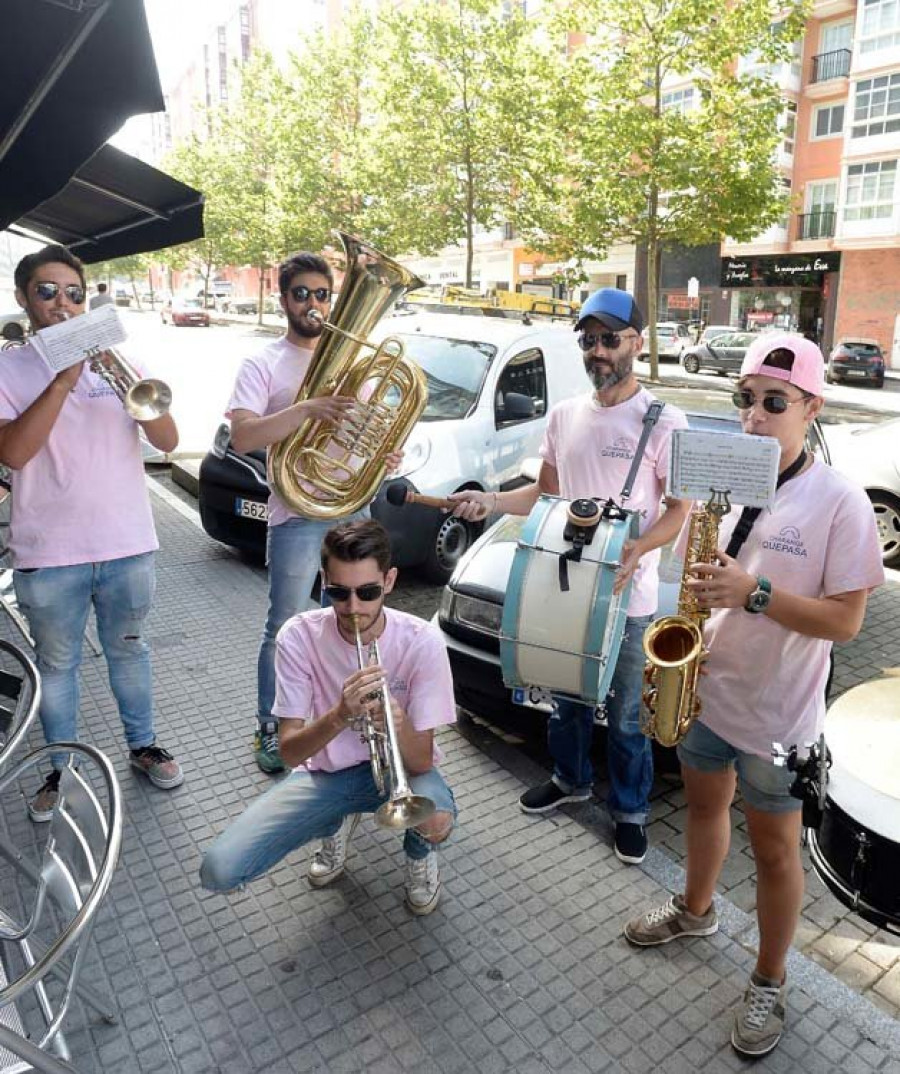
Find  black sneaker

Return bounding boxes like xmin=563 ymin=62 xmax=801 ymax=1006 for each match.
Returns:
xmin=614 ymin=822 xmax=648 ymax=864
xmin=519 ymin=780 xmax=591 ymax=814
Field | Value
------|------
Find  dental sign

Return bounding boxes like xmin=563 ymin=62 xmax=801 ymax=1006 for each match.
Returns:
xmin=721 ymin=252 xmax=841 ymax=288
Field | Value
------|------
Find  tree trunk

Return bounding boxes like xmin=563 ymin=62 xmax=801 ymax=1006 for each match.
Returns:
xmin=257 ymin=270 xmax=265 ymax=327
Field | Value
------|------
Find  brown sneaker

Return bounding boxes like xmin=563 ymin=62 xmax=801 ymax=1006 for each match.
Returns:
xmin=28 ymin=769 xmax=62 ymax=823
xmin=624 ymin=894 xmax=718 ymax=946
xmin=129 ymin=744 xmax=184 ymax=789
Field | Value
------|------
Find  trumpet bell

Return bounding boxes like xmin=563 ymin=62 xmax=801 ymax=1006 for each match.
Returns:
xmin=375 ymin=794 xmax=436 ymax=831
xmin=125 ymin=378 xmax=172 ymax=422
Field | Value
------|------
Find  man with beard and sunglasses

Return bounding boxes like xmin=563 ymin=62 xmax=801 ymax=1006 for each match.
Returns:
xmin=624 ymin=334 xmax=882 ymax=1058
xmin=226 ymin=251 xmax=385 ymax=775
xmin=0 ymin=245 xmax=183 ymax=819
xmin=449 ymin=288 xmax=690 ymax=865
xmin=200 ymin=519 xmax=457 ymax=915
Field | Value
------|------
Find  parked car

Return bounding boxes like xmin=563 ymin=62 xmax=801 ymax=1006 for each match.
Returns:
xmin=0 ymin=309 xmax=28 ymax=343
xmin=640 ymin=321 xmax=692 ymax=361
xmin=198 ymin=311 xmax=591 ymax=581
xmin=223 ymin=297 xmax=259 ymax=316
xmin=825 ymin=419 xmax=900 ymax=567
xmin=436 ymin=410 xmax=831 ymax=723
xmin=681 ymin=331 xmax=757 ymax=376
xmin=826 ymin=338 xmax=884 ymax=389
xmin=160 ymin=297 xmax=211 ymax=327
xmin=113 ymin=287 xmax=132 ymax=308
xmin=698 ymin=324 xmax=736 ymax=345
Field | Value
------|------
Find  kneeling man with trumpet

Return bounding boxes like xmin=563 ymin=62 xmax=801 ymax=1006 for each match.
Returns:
xmin=201 ymin=519 xmax=457 ymax=915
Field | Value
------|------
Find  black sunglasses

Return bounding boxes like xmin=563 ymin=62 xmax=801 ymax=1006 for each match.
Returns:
xmin=731 ymin=390 xmax=807 ymax=415
xmin=577 ymin=330 xmax=631 ymax=352
xmin=34 ymin=282 xmax=85 ymax=304
xmin=289 ymin=285 xmax=331 ymax=303
xmin=323 ymin=583 xmax=384 ymax=603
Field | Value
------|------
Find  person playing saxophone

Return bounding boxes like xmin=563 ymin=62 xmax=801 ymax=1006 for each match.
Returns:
xmin=200 ymin=519 xmax=457 ymax=915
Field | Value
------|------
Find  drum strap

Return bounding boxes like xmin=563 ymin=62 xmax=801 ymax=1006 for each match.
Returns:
xmin=557 ymin=400 xmax=665 ymax=593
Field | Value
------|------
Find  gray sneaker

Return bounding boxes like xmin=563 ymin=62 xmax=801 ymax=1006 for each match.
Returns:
xmin=308 ymin=813 xmax=360 ymax=888
xmin=731 ymin=974 xmax=787 ymax=1058
xmin=404 ymin=850 xmax=441 ymax=915
xmin=624 ymin=894 xmax=718 ymax=946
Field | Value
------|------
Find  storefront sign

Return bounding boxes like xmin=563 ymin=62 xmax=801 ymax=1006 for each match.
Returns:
xmin=721 ymin=252 xmax=841 ymax=288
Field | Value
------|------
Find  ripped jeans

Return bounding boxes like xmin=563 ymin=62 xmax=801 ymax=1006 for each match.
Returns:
xmin=13 ymin=552 xmax=158 ymax=759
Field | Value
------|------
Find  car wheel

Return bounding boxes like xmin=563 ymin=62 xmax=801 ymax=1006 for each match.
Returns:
xmin=825 ymin=370 xmax=834 ymax=384
xmin=683 ymin=354 xmax=700 ymax=374
xmin=871 ymin=493 xmax=900 ymax=569
xmin=874 ymin=377 xmax=884 ymax=389
xmin=422 ymin=513 xmax=479 ymax=584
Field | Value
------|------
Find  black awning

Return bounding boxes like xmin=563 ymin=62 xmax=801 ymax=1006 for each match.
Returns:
xmin=0 ymin=0 xmax=165 ymax=233
xmin=12 ymin=144 xmax=205 ymax=264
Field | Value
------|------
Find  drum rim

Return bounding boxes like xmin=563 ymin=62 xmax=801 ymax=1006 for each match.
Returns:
xmin=807 ymin=827 xmax=900 ymax=936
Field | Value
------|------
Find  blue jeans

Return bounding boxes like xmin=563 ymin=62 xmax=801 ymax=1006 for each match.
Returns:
xmin=548 ymin=614 xmax=653 ymax=825
xmin=13 ymin=553 xmax=158 ymax=762
xmin=200 ymin=762 xmax=457 ymax=892
xmin=258 ymin=511 xmax=367 ymax=724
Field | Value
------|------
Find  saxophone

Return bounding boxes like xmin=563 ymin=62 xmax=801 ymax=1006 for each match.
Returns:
xmin=641 ymin=490 xmax=731 ymax=747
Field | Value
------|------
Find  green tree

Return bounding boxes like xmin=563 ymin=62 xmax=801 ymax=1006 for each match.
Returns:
xmin=516 ymin=0 xmax=808 ymax=377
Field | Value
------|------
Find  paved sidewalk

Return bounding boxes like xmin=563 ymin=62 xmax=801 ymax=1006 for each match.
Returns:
xmin=0 ymin=485 xmax=897 ymax=1073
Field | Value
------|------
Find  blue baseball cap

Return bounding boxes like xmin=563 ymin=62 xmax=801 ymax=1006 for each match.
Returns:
xmin=574 ymin=287 xmax=644 ymax=334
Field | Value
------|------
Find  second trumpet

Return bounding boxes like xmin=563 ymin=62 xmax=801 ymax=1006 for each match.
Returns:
xmin=89 ymin=347 xmax=172 ymax=422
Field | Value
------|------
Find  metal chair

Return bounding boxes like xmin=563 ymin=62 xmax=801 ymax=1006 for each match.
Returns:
xmin=0 ymin=743 xmax=122 ymax=1072
xmin=0 ymin=642 xmax=39 ymax=773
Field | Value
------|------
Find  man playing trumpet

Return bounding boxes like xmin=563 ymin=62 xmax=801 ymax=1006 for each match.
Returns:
xmin=201 ymin=519 xmax=457 ymax=915
xmin=0 ymin=245 xmax=182 ymax=819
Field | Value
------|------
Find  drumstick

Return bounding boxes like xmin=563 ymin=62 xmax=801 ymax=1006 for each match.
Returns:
xmin=385 ymin=484 xmax=454 ymax=511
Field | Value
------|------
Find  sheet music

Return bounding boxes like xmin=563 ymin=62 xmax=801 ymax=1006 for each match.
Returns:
xmin=31 ymin=304 xmax=127 ymax=374
xmin=668 ymin=429 xmax=780 ymax=509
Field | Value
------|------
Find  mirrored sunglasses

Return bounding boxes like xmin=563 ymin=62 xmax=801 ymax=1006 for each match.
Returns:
xmin=731 ymin=390 xmax=806 ymax=415
xmin=289 ymin=285 xmax=331 ymax=303
xmin=323 ymin=583 xmax=384 ymax=603
xmin=577 ymin=330 xmax=630 ymax=352
xmin=34 ymin=281 xmax=85 ymax=304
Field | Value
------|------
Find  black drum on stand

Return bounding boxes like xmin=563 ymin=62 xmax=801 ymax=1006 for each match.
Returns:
xmin=807 ymin=678 xmax=900 ymax=935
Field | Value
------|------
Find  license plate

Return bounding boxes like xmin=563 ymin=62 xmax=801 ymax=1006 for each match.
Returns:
xmin=512 ymin=685 xmax=554 ymax=710
xmin=235 ymin=498 xmax=268 ymax=521
xmin=846 ymin=369 xmax=866 ymax=377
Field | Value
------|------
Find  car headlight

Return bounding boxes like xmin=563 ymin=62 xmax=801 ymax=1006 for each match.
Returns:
xmin=444 ymin=591 xmax=503 ymax=636
xmin=396 ymin=433 xmax=431 ymax=478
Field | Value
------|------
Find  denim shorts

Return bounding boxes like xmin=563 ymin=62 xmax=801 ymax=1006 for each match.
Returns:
xmin=677 ymin=720 xmax=799 ymax=814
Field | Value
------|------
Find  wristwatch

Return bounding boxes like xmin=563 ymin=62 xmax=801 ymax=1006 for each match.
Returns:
xmin=744 ymin=575 xmax=772 ymax=614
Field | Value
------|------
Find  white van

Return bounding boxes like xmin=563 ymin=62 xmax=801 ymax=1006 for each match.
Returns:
xmin=369 ymin=311 xmax=589 ymax=581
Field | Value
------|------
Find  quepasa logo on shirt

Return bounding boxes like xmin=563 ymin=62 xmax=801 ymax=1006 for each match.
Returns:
xmin=762 ymin=525 xmax=808 ymax=558
xmin=600 ymin=436 xmax=634 ymax=460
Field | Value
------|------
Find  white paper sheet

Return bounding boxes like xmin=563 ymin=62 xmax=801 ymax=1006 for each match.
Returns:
xmin=30 ymin=304 xmax=128 ymax=374
xmin=668 ymin=429 xmax=780 ymax=509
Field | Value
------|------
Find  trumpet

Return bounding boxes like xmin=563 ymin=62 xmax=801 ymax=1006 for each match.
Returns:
xmin=88 ymin=347 xmax=172 ymax=422
xmin=350 ymin=615 xmax=436 ymax=830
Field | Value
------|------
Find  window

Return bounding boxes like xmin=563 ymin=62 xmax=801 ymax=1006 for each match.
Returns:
xmin=782 ymin=100 xmax=798 ymax=155
xmin=494 ymin=350 xmax=547 ymax=426
xmin=821 ymin=20 xmax=853 ymax=54
xmin=807 ymin=180 xmax=838 ymax=214
xmin=843 ymin=159 xmax=897 ymax=220
xmin=852 ymin=73 xmax=900 ymax=138
xmin=813 ymin=103 xmax=845 ymax=139
xmin=860 ymin=0 xmax=900 ymax=55
xmin=661 ymin=87 xmax=695 ymax=114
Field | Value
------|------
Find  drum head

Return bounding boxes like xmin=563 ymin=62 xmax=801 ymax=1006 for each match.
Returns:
xmin=825 ymin=678 xmax=900 ymax=840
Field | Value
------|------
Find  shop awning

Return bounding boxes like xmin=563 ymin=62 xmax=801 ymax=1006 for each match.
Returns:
xmin=0 ymin=0 xmax=204 ymax=261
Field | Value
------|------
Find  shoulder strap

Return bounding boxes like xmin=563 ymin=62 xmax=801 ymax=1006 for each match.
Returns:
xmin=620 ymin=400 xmax=665 ymax=502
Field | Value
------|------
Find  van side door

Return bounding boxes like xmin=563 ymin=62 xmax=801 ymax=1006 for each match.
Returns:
xmin=485 ymin=348 xmax=548 ymax=490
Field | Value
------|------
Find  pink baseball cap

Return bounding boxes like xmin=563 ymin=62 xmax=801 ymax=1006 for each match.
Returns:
xmin=739 ymin=332 xmax=825 ymax=396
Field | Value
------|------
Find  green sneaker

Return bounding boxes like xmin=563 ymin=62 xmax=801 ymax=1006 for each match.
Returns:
xmin=253 ymin=719 xmax=285 ymax=773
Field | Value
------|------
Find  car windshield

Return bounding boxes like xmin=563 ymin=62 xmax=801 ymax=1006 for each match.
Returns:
xmin=657 ymin=327 xmax=675 ymax=337
xmin=839 ymin=342 xmax=881 ymax=357
xmin=179 ymin=299 xmax=202 ymax=309
xmin=394 ymin=333 xmax=494 ymax=420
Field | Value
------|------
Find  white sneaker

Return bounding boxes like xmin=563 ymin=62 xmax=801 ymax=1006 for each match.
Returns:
xmin=404 ymin=851 xmax=441 ymax=915
xmin=308 ymin=813 xmax=360 ymax=887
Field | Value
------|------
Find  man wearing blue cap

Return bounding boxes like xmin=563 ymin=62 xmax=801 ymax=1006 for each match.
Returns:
xmin=449 ymin=288 xmax=690 ymax=864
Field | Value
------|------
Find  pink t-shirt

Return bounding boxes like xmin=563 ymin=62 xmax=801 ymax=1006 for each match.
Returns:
xmin=696 ymin=459 xmax=884 ymax=758
xmin=273 ymin=607 xmax=457 ymax=772
xmin=539 ymin=387 xmax=689 ymax=617
xmin=0 ymin=342 xmax=158 ymax=569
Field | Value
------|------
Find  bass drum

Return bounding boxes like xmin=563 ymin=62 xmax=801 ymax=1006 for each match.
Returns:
xmin=808 ymin=678 xmax=900 ymax=935
xmin=500 ymin=495 xmax=638 ymax=707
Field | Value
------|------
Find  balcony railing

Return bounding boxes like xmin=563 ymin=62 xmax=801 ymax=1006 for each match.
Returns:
xmin=810 ymin=48 xmax=851 ymax=83
xmin=796 ymin=210 xmax=837 ymax=241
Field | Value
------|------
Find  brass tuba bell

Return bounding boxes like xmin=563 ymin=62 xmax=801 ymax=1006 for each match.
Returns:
xmin=268 ymin=231 xmax=427 ymax=519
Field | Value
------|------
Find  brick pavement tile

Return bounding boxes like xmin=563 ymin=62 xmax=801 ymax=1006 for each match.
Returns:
xmin=874 ymin=962 xmax=900 ymax=1006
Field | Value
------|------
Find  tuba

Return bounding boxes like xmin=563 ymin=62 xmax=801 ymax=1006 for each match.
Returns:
xmin=268 ymin=231 xmax=428 ymax=519
xmin=350 ymin=615 xmax=436 ymax=830
xmin=641 ymin=490 xmax=731 ymax=747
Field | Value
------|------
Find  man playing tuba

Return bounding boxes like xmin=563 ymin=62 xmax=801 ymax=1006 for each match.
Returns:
xmin=200 ymin=519 xmax=457 ymax=916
